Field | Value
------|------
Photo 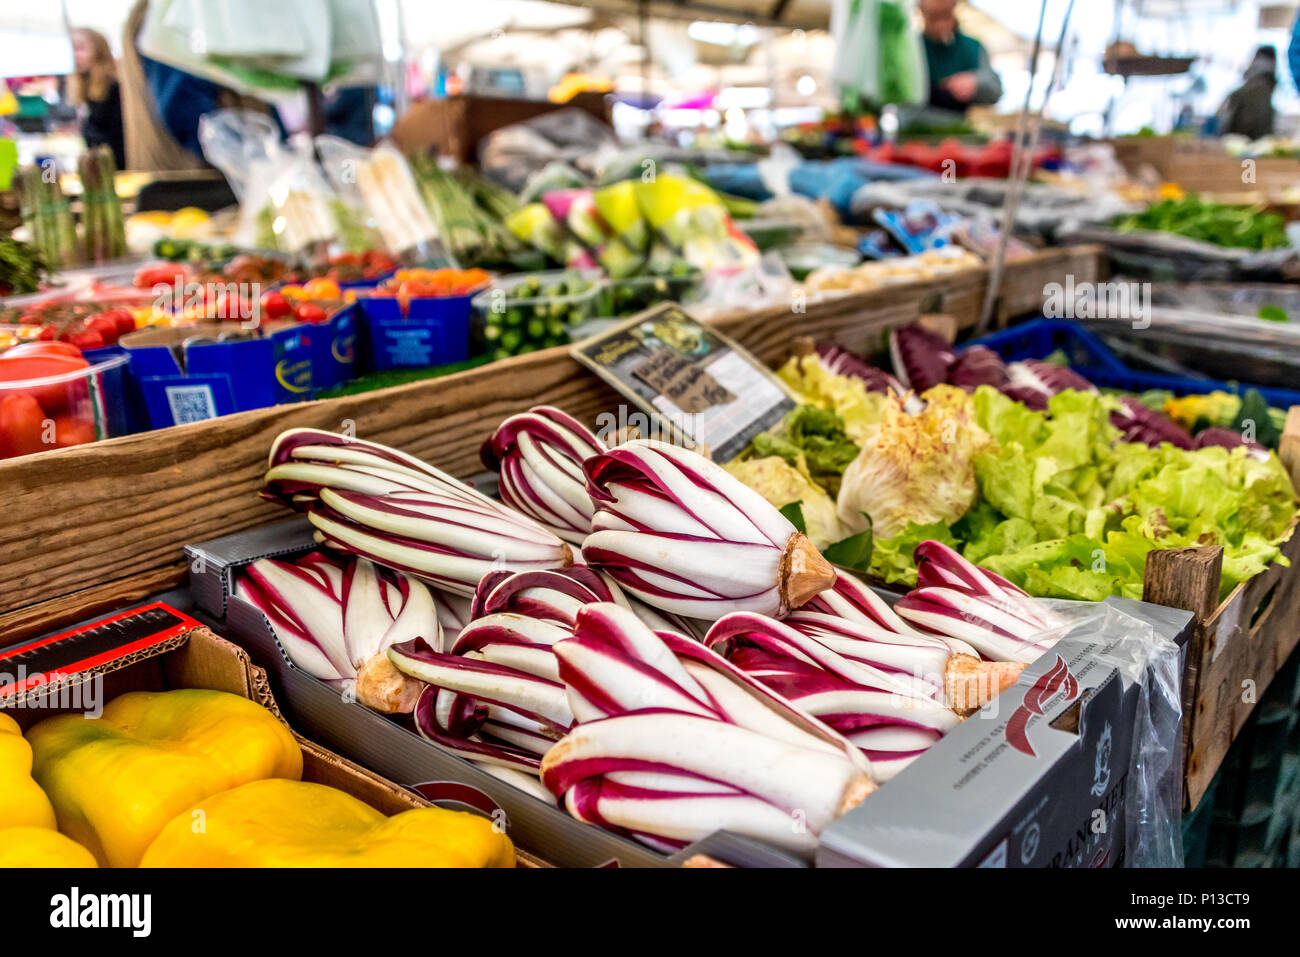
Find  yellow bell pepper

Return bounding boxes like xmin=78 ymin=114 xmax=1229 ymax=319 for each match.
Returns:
xmin=140 ymin=779 xmax=516 ymax=868
xmin=0 ymin=827 xmax=98 ymax=868
xmin=0 ymin=712 xmax=56 ymax=830
xmin=27 ymin=689 xmax=302 ymax=868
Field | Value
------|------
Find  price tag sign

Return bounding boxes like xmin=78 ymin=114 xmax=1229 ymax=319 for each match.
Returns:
xmin=571 ymin=304 xmax=796 ymax=462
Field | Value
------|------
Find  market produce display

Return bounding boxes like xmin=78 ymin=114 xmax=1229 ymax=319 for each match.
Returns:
xmin=1113 ymin=196 xmax=1290 ymax=250
xmin=754 ymin=342 xmax=1299 ymax=598
xmin=233 ymin=407 xmax=1126 ymax=856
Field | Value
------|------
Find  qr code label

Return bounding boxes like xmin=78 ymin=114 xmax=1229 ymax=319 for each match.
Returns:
xmin=166 ymin=385 xmax=217 ymax=424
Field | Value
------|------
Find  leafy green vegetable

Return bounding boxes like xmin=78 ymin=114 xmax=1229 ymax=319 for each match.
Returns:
xmin=823 ymin=520 xmax=874 ymax=573
xmin=752 ymin=404 xmax=860 ymax=495
xmin=1113 ymin=196 xmax=1290 ymax=250
xmin=869 ymin=521 xmax=959 ymax=586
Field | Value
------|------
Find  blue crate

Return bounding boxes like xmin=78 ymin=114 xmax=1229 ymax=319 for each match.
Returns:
xmin=358 ymin=294 xmax=473 ymax=372
xmin=307 ymin=305 xmax=357 ymax=392
xmin=965 ymin=319 xmax=1300 ymax=410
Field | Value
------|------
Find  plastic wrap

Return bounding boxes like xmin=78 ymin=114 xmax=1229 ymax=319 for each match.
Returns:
xmin=199 ymin=111 xmax=337 ymax=254
xmin=1040 ymin=600 xmax=1184 ymax=868
xmin=819 ymin=594 xmax=1186 ymax=867
xmin=315 ymin=135 xmax=385 ymax=253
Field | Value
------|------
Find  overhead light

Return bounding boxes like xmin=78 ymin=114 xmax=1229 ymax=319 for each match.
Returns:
xmin=796 ymin=74 xmax=816 ymax=96
xmin=688 ymin=21 xmax=760 ymax=47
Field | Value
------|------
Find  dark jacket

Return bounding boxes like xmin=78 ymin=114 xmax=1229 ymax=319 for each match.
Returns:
xmin=1217 ymin=71 xmax=1276 ymax=140
xmin=922 ymin=29 xmax=1003 ymax=113
xmin=81 ymin=80 xmax=126 ymax=170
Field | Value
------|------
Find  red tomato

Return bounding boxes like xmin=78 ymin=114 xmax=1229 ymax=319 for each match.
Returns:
xmin=294 ymin=302 xmax=327 ymax=324
xmin=84 ymin=314 xmax=120 ymax=345
xmin=260 ymin=291 xmax=292 ymax=321
xmin=0 ymin=392 xmax=50 ymax=458
xmin=4 ymin=342 xmax=83 ymax=360
xmin=102 ymin=308 xmax=137 ymax=336
xmin=0 ymin=354 xmax=90 ymax=415
xmin=68 ymin=330 xmax=105 ymax=351
xmin=50 ymin=413 xmax=97 ymax=449
xmin=134 ymin=264 xmax=187 ymax=290
xmin=37 ymin=325 xmax=58 ymax=341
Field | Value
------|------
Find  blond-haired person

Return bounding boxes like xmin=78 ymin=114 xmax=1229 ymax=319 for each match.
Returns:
xmin=70 ymin=27 xmax=125 ymax=169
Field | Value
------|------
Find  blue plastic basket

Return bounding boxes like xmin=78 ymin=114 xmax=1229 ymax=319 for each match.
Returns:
xmin=965 ymin=319 xmax=1300 ymax=410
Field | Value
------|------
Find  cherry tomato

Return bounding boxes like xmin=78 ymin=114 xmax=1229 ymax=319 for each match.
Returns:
xmin=0 ymin=392 xmax=50 ymax=458
xmin=260 ymin=291 xmax=292 ymax=321
xmin=50 ymin=413 xmax=97 ymax=449
xmin=84 ymin=314 xmax=120 ymax=345
xmin=294 ymin=302 xmax=327 ymax=324
xmin=68 ymin=330 xmax=105 ymax=351
xmin=101 ymin=308 xmax=137 ymax=336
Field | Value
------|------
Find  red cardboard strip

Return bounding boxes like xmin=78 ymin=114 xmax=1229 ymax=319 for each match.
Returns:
xmin=0 ymin=603 xmax=200 ymax=699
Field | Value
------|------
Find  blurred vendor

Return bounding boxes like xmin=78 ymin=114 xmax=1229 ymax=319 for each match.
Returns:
xmin=1216 ymin=46 xmax=1277 ymax=139
xmin=70 ymin=28 xmax=125 ymax=170
xmin=919 ymin=0 xmax=1003 ymax=113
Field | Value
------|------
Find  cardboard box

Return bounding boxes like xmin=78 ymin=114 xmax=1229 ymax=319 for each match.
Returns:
xmin=121 ymin=322 xmax=313 ymax=426
xmin=0 ymin=603 xmax=546 ymax=867
xmin=188 ymin=520 xmax=1193 ymax=868
xmin=818 ymin=598 xmax=1193 ymax=867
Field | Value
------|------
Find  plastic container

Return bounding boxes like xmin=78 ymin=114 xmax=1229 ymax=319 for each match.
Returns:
xmin=0 ymin=352 xmax=129 ymax=457
xmin=470 ymin=270 xmax=603 ymax=358
xmin=597 ymin=271 xmax=702 ymax=318
xmin=964 ymin=319 xmax=1300 ymax=411
xmin=776 ymin=243 xmax=860 ymax=281
xmin=358 ymin=294 xmax=474 ymax=371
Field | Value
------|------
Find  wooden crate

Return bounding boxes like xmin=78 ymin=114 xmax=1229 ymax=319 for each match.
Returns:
xmin=1144 ymin=410 xmax=1300 ymax=811
xmin=0 ymin=247 xmax=1096 ymax=644
xmin=1167 ymin=155 xmax=1300 ymax=201
xmin=390 ymin=92 xmax=612 ymax=164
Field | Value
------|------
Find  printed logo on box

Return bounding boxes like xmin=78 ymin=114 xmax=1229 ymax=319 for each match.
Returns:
xmin=1090 ymin=721 xmax=1113 ymax=798
xmin=1004 ymin=655 xmax=1080 ymax=757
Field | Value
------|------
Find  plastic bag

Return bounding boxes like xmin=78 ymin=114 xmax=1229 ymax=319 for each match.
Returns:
xmin=688 ymin=251 xmax=793 ymax=318
xmin=315 ymin=134 xmax=385 ymax=253
xmin=199 ymin=111 xmax=336 ymax=254
xmin=1033 ymin=599 xmax=1185 ymax=867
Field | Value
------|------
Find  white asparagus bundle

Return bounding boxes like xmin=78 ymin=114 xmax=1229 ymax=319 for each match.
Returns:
xmin=581 ymin=440 xmax=837 ymax=620
xmin=262 ymin=428 xmax=572 ymax=598
xmin=482 ymin=406 xmax=607 ymax=545
xmin=353 ymin=147 xmax=440 ymax=254
xmin=236 ymin=551 xmax=435 ymax=713
xmin=542 ymin=603 xmax=874 ymax=854
xmin=706 ymin=612 xmax=964 ymax=781
xmin=894 ymin=541 xmax=1068 ymax=664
